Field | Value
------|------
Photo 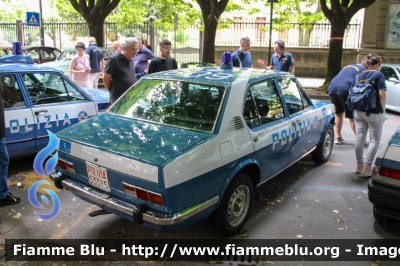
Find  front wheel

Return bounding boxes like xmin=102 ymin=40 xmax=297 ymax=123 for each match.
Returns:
xmin=311 ymin=123 xmax=334 ymax=164
xmin=209 ymin=172 xmax=254 ymax=236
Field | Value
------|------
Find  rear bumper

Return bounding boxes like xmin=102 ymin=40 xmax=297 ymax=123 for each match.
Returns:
xmin=53 ymin=175 xmax=219 ymax=226
xmin=368 ymin=178 xmax=400 ymax=220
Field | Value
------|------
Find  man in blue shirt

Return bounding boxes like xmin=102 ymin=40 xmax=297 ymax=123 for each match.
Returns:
xmin=232 ymin=37 xmax=252 ymax=68
xmin=329 ymin=62 xmax=366 ymax=145
xmin=258 ymin=40 xmax=295 ymax=74
xmin=133 ymin=36 xmax=156 ymax=80
xmin=86 ymin=37 xmax=104 ymax=89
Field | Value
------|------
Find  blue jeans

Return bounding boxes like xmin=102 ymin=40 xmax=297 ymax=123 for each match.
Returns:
xmin=0 ymin=137 xmax=9 ymax=199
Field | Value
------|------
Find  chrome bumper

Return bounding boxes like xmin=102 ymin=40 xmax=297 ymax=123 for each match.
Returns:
xmin=59 ymin=177 xmax=219 ymax=226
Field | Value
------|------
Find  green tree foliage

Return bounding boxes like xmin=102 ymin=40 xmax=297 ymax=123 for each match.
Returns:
xmin=0 ymin=0 xmax=27 ymax=23
xmin=320 ymin=0 xmax=375 ymax=91
xmin=263 ymin=0 xmax=325 ymax=46
xmin=55 ymin=0 xmax=121 ymax=47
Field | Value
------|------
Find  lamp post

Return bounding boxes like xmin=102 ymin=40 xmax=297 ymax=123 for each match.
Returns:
xmin=268 ymin=0 xmax=278 ymax=64
xmin=148 ymin=12 xmax=157 ymax=52
xmin=39 ymin=0 xmax=45 ymax=46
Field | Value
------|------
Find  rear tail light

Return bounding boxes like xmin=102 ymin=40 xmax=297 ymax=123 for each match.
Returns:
xmin=379 ymin=167 xmax=400 ymax=180
xmin=123 ymin=182 xmax=164 ymax=206
xmin=56 ymin=159 xmax=76 ymax=174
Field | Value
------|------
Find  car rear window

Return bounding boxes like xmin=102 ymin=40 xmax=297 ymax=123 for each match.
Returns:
xmin=109 ymin=80 xmax=226 ymax=133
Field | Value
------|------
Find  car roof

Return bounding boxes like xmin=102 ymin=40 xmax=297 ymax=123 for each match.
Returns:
xmin=61 ymin=47 xmax=111 ymax=52
xmin=382 ymin=63 xmax=400 ymax=68
xmin=0 ymin=61 xmax=66 ymax=73
xmin=144 ymin=67 xmax=294 ymax=86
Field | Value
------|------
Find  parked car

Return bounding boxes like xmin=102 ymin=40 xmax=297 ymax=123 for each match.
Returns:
xmin=0 ymin=46 xmax=61 ymax=64
xmin=368 ymin=126 xmax=400 ymax=224
xmin=50 ymin=62 xmax=335 ymax=236
xmin=0 ymin=53 xmax=110 ymax=158
xmin=380 ymin=64 xmax=400 ymax=113
xmin=43 ymin=47 xmax=113 ymax=77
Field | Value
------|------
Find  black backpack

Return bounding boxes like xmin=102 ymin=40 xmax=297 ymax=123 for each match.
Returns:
xmin=346 ymin=72 xmax=378 ymax=112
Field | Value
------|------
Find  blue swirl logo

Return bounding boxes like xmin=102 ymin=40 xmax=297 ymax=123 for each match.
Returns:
xmin=28 ymin=180 xmax=61 ymax=220
xmin=29 ymin=130 xmax=61 ymax=220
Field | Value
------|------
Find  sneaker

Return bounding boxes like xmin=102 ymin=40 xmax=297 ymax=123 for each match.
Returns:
xmin=356 ymin=164 xmax=364 ymax=174
xmin=335 ymin=137 xmax=344 ymax=145
xmin=360 ymin=165 xmax=373 ymax=177
xmin=364 ymin=142 xmax=370 ymax=148
xmin=0 ymin=193 xmax=20 ymax=206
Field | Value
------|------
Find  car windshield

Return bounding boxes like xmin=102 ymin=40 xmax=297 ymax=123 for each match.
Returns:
xmin=109 ymin=80 xmax=226 ymax=133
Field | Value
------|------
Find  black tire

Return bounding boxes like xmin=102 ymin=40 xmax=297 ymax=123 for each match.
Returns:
xmin=311 ymin=123 xmax=334 ymax=164
xmin=373 ymin=208 xmax=395 ymax=224
xmin=209 ymin=172 xmax=254 ymax=237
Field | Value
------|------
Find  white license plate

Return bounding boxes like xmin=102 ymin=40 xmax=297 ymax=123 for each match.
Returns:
xmin=86 ymin=162 xmax=111 ymax=192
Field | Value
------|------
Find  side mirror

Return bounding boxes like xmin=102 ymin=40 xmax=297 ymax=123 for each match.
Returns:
xmin=388 ymin=77 xmax=400 ymax=83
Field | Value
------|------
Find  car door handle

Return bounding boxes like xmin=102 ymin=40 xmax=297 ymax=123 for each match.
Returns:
xmin=34 ymin=110 xmax=48 ymax=116
xmin=292 ymin=120 xmax=301 ymax=126
xmin=253 ymin=133 xmax=264 ymax=142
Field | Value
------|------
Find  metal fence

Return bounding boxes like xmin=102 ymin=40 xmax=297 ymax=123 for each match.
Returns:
xmin=0 ymin=19 xmax=362 ymax=64
xmin=215 ymin=20 xmax=362 ymax=48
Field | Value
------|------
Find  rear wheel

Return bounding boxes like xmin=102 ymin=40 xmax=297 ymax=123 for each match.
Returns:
xmin=311 ymin=123 xmax=334 ymax=164
xmin=209 ymin=172 xmax=254 ymax=236
xmin=373 ymin=208 xmax=395 ymax=224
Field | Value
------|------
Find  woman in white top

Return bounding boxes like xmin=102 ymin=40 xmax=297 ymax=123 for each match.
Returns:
xmin=69 ymin=42 xmax=91 ymax=87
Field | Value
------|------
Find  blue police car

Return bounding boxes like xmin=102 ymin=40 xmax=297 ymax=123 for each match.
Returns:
xmin=50 ymin=57 xmax=335 ymax=236
xmin=1 ymin=53 xmax=110 ymax=158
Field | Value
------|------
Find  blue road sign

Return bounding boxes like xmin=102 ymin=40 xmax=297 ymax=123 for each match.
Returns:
xmin=26 ymin=12 xmax=40 ymax=26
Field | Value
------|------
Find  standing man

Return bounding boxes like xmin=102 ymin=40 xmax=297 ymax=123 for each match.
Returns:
xmin=257 ymin=40 xmax=295 ymax=74
xmin=329 ymin=62 xmax=366 ymax=145
xmin=133 ymin=36 xmax=156 ymax=80
xmin=86 ymin=37 xmax=105 ymax=89
xmin=0 ymin=82 xmax=20 ymax=206
xmin=232 ymin=37 xmax=252 ymax=68
xmin=103 ymin=37 xmax=139 ymax=104
xmin=148 ymin=40 xmax=178 ymax=74
xmin=111 ymin=41 xmax=121 ymax=54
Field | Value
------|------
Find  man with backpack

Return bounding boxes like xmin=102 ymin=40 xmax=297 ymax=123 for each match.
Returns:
xmin=347 ymin=54 xmax=387 ymax=177
xmin=328 ymin=62 xmax=366 ymax=144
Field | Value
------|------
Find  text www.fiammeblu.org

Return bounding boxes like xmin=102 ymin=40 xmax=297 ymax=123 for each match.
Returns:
xmin=119 ymin=244 xmax=400 ymax=259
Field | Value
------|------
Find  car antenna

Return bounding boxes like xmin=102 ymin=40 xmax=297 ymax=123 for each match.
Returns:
xmin=213 ymin=15 xmax=243 ymax=68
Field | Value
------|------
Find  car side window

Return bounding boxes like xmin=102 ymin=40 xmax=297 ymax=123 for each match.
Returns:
xmin=277 ymin=78 xmax=309 ymax=115
xmin=243 ymin=90 xmax=261 ymax=129
xmin=249 ymin=80 xmax=285 ymax=126
xmin=27 ymin=50 xmax=39 ymax=60
xmin=0 ymin=74 xmax=26 ymax=108
xmin=381 ymin=66 xmax=398 ymax=81
xmin=40 ymin=49 xmax=56 ymax=61
xmin=22 ymin=72 xmax=85 ymax=105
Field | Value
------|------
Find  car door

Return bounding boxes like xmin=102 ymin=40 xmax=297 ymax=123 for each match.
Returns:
xmin=381 ymin=66 xmax=400 ymax=109
xmin=276 ymin=78 xmax=320 ymax=165
xmin=22 ymin=71 xmax=98 ymax=151
xmin=243 ymin=79 xmax=291 ymax=181
xmin=1 ymin=73 xmax=36 ymax=157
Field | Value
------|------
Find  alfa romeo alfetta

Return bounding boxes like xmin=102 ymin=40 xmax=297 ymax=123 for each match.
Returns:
xmin=50 ymin=62 xmax=335 ymax=236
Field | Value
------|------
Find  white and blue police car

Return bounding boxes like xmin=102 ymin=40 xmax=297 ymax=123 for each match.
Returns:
xmin=368 ymin=126 xmax=400 ymax=224
xmin=50 ymin=53 xmax=335 ymax=236
xmin=1 ymin=50 xmax=110 ymax=158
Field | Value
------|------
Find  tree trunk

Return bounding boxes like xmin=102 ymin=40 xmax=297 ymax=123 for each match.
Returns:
xmin=87 ymin=18 xmax=105 ymax=47
xmin=202 ymin=17 xmax=218 ymax=63
xmin=321 ymin=24 xmax=347 ymax=90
